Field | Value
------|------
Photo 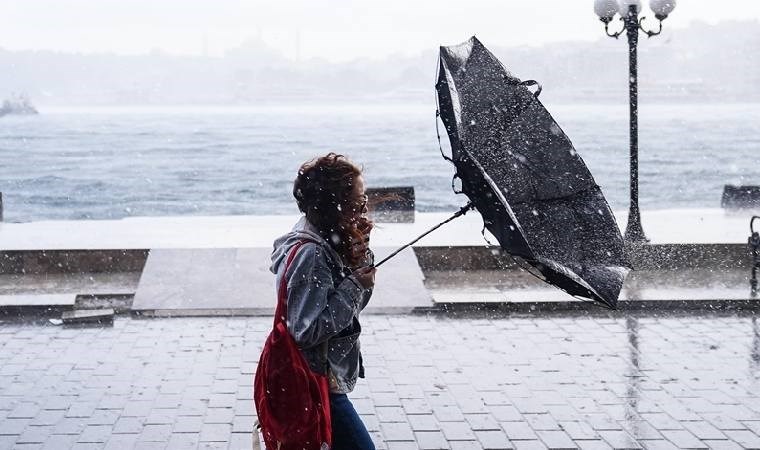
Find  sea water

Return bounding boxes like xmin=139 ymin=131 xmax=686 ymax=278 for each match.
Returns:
xmin=1 ymin=103 xmax=759 ymax=222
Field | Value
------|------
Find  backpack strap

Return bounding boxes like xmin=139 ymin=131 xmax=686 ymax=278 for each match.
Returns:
xmin=274 ymin=240 xmax=307 ymax=327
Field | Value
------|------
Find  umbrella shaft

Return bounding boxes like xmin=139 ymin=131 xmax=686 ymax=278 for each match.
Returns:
xmin=372 ymin=202 xmax=474 ymax=268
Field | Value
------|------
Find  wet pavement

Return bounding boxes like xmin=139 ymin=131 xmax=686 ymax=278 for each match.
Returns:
xmin=4 ymin=267 xmax=759 ymax=317
xmin=1 ymin=312 xmax=760 ymax=450
xmin=426 ymin=270 xmax=758 ymax=305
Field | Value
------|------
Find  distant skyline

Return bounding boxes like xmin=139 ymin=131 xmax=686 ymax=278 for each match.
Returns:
xmin=2 ymin=0 xmax=760 ymax=62
xmin=2 ymin=18 xmax=758 ymax=106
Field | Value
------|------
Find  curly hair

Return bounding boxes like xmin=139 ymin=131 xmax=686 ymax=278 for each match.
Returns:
xmin=293 ymin=153 xmax=371 ymax=267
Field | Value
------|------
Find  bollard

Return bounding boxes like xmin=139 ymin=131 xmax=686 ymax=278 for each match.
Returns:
xmin=366 ymin=186 xmax=415 ymax=223
xmin=722 ymin=185 xmax=760 ymax=210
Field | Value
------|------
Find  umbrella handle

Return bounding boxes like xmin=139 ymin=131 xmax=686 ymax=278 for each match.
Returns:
xmin=370 ymin=202 xmax=475 ymax=269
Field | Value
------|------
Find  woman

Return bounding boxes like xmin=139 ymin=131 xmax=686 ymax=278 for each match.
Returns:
xmin=269 ymin=153 xmax=376 ymax=449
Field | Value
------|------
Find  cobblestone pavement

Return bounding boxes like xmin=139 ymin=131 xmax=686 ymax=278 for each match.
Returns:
xmin=2 ymin=312 xmax=760 ymax=450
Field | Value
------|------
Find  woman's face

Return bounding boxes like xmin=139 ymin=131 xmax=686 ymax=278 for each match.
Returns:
xmin=348 ymin=175 xmax=368 ymax=224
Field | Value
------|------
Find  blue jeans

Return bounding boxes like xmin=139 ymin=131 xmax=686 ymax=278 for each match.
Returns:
xmin=329 ymin=393 xmax=375 ymax=450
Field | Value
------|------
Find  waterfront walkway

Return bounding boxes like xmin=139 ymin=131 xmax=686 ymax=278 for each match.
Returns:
xmin=0 ymin=209 xmax=752 ymax=250
xmin=2 ymin=208 xmax=757 ymax=315
xmin=2 ymin=312 xmax=759 ymax=449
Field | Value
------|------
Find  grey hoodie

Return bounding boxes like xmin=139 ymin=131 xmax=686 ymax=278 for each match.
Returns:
xmin=270 ymin=216 xmax=373 ymax=394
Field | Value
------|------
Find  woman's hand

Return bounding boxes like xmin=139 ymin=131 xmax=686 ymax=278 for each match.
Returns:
xmin=352 ymin=266 xmax=376 ymax=289
xmin=350 ymin=218 xmax=373 ymax=265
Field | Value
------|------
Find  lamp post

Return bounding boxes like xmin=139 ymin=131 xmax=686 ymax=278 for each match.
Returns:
xmin=594 ymin=0 xmax=676 ymax=243
xmin=750 ymin=216 xmax=760 ymax=298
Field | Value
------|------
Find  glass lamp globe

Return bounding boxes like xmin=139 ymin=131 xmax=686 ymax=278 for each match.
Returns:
xmin=594 ymin=0 xmax=619 ymax=22
xmin=649 ymin=0 xmax=676 ymax=20
xmin=618 ymin=0 xmax=642 ymax=16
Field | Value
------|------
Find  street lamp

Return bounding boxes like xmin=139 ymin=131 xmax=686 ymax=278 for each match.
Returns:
xmin=594 ymin=0 xmax=676 ymax=243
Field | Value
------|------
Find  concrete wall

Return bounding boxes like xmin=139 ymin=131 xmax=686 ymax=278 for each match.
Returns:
xmin=0 ymin=250 xmax=148 ymax=274
xmin=0 ymin=243 xmax=752 ymax=275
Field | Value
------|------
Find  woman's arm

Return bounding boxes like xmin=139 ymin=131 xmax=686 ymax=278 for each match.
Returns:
xmin=285 ymin=243 xmax=367 ymax=348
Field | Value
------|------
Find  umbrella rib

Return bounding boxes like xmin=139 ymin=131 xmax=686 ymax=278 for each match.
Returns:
xmin=508 ymin=184 xmax=603 ymax=205
xmin=501 ymin=147 xmax=561 ymax=199
xmin=506 ymin=255 xmax=614 ymax=310
xmin=371 ymin=202 xmax=475 ymax=269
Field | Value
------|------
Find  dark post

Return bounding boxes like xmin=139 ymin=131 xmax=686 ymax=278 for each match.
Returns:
xmin=623 ymin=5 xmax=648 ymax=243
xmin=752 ymin=317 xmax=759 ymax=368
xmin=597 ymin=1 xmax=673 ymax=243
xmin=0 ymin=192 xmax=3 ymax=222
xmin=750 ymin=216 xmax=760 ymax=298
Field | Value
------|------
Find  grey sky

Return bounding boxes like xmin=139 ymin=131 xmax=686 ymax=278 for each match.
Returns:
xmin=1 ymin=0 xmax=759 ymax=61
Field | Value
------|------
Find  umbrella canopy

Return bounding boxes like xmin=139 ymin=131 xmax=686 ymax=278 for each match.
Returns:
xmin=435 ymin=36 xmax=630 ymax=308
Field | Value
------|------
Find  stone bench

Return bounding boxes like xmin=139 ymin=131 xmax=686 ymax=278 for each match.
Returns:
xmin=722 ymin=184 xmax=760 ymax=210
xmin=367 ymin=186 xmax=415 ymax=223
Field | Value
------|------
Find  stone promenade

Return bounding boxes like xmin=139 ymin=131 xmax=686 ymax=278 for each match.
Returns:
xmin=1 ymin=312 xmax=760 ymax=449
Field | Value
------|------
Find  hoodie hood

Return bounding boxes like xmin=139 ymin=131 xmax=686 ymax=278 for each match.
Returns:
xmin=270 ymin=216 xmax=344 ymax=274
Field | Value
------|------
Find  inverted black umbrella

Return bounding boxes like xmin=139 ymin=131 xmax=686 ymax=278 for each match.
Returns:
xmin=375 ymin=36 xmax=629 ymax=309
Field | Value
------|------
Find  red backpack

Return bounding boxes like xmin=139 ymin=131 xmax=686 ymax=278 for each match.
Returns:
xmin=254 ymin=241 xmax=332 ymax=450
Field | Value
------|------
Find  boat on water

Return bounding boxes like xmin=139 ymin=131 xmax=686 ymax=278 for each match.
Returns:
xmin=0 ymin=94 xmax=38 ymax=117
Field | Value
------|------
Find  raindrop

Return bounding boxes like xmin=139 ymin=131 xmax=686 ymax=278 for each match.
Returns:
xmin=532 ymin=210 xmax=539 ymax=216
